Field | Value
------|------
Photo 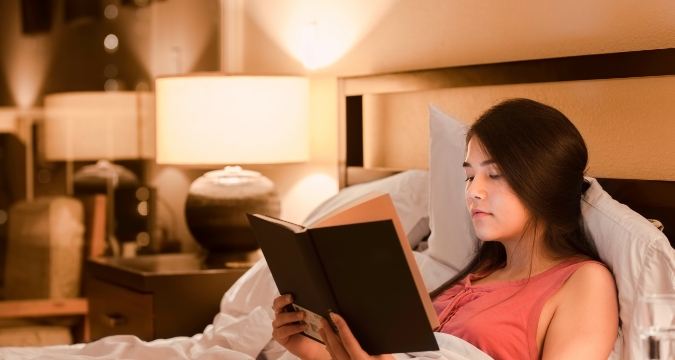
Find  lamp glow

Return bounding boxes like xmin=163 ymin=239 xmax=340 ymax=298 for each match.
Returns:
xmin=155 ymin=75 xmax=309 ymax=165
xmin=44 ymin=92 xmax=155 ymax=161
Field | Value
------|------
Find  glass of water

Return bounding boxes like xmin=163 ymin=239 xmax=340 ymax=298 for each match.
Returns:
xmin=638 ymin=294 xmax=675 ymax=360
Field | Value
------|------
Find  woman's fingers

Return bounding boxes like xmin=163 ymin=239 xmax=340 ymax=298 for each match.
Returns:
xmin=321 ymin=317 xmax=351 ymax=359
xmin=271 ymin=294 xmax=307 ymax=346
xmin=272 ymin=310 xmax=305 ymax=328
xmin=319 ymin=328 xmax=338 ymax=360
xmin=329 ymin=313 xmax=368 ymax=358
xmin=272 ymin=322 xmax=308 ymax=342
xmin=272 ymin=294 xmax=293 ymax=314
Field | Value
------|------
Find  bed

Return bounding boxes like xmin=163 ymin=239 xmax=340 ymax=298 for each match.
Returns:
xmin=2 ymin=49 xmax=675 ymax=360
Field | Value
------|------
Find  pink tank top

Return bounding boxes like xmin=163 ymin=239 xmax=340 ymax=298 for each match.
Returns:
xmin=433 ymin=258 xmax=598 ymax=360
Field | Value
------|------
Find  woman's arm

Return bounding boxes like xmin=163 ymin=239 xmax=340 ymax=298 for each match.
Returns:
xmin=541 ymin=263 xmax=619 ymax=360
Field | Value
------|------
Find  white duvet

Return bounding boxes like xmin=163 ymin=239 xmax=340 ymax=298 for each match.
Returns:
xmin=0 ymin=253 xmax=493 ymax=360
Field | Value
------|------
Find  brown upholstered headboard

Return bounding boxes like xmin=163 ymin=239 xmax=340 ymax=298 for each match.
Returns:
xmin=337 ymin=48 xmax=675 ymax=247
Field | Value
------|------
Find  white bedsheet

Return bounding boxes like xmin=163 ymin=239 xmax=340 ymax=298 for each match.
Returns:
xmin=0 ymin=309 xmax=491 ymax=360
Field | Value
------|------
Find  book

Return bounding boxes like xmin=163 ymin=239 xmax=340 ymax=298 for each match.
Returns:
xmin=247 ymin=192 xmax=439 ymax=355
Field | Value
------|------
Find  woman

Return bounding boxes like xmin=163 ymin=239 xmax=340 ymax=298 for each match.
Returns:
xmin=271 ymin=99 xmax=619 ymax=360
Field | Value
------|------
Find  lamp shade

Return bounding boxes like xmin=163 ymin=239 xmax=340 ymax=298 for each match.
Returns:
xmin=44 ymin=92 xmax=155 ymax=161
xmin=155 ymin=75 xmax=309 ymax=165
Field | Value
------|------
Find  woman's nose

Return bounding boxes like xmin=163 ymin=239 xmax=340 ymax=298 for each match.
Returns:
xmin=466 ymin=175 xmax=487 ymax=200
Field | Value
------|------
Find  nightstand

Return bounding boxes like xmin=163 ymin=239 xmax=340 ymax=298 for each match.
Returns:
xmin=85 ymin=253 xmax=249 ymax=341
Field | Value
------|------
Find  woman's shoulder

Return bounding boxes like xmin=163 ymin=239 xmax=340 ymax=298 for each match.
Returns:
xmin=553 ymin=259 xmax=617 ymax=315
xmin=540 ymin=260 xmax=618 ymax=358
xmin=563 ymin=260 xmax=615 ymax=293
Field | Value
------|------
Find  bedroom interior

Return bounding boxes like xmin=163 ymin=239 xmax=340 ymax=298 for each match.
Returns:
xmin=0 ymin=0 xmax=673 ymax=358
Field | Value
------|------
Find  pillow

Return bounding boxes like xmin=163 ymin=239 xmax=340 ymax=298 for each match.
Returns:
xmin=303 ymin=169 xmax=430 ymax=249
xmin=425 ymin=105 xmax=475 ymax=278
xmin=582 ymin=177 xmax=675 ymax=360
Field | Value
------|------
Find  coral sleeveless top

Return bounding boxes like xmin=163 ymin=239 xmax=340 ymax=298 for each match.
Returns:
xmin=432 ymin=258 xmax=598 ymax=360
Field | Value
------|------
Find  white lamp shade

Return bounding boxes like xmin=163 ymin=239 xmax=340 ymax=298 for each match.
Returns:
xmin=44 ymin=92 xmax=155 ymax=161
xmin=155 ymin=75 xmax=309 ymax=165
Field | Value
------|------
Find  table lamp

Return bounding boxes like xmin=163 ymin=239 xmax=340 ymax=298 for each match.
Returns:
xmin=43 ymin=91 xmax=155 ymax=256
xmin=155 ymin=75 xmax=309 ymax=265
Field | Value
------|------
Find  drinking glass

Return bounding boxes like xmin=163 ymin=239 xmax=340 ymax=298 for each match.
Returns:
xmin=638 ymin=294 xmax=675 ymax=360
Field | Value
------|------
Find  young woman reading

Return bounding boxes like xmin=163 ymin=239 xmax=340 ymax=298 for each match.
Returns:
xmin=271 ymin=98 xmax=619 ymax=360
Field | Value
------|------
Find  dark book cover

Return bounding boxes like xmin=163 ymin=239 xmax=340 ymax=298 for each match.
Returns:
xmin=248 ymin=209 xmax=438 ymax=355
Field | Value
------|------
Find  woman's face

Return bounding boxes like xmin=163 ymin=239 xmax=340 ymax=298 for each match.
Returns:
xmin=464 ymin=138 xmax=530 ymax=242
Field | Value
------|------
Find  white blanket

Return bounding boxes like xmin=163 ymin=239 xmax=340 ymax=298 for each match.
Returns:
xmin=0 ymin=307 xmax=272 ymax=360
xmin=0 ymin=311 xmax=491 ymax=360
xmin=0 ymin=252 xmax=493 ymax=360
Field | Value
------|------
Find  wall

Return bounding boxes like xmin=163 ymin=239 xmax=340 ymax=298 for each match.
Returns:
xmin=242 ymin=0 xmax=675 ymax=76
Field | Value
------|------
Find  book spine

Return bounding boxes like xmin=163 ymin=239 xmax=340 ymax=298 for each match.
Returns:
xmin=295 ymin=230 xmax=342 ymax=318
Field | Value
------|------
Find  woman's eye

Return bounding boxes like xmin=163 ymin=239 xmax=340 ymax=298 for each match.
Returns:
xmin=489 ymin=174 xmax=500 ymax=179
xmin=465 ymin=176 xmax=474 ymax=182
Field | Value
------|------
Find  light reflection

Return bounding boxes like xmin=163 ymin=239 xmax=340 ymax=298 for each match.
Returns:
xmin=137 ymin=201 xmax=148 ymax=216
xmin=104 ymin=34 xmax=119 ymax=53
xmin=104 ymin=5 xmax=118 ymax=19
xmin=104 ymin=79 xmax=119 ymax=92
xmin=0 ymin=210 xmax=7 ymax=225
xmin=136 ymin=232 xmax=150 ymax=246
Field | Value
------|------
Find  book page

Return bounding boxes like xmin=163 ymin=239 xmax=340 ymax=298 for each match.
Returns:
xmin=311 ymin=193 xmax=439 ymax=329
xmin=250 ymin=214 xmax=305 ymax=233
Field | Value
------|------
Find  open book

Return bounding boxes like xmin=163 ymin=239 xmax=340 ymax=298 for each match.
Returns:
xmin=247 ymin=192 xmax=439 ymax=355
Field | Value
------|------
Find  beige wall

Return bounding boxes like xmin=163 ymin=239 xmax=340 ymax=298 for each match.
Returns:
xmin=242 ymin=0 xmax=675 ymax=76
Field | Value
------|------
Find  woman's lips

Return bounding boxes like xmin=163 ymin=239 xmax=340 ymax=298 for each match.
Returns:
xmin=472 ymin=210 xmax=491 ymax=218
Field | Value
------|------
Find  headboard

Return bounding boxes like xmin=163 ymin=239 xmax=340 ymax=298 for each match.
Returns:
xmin=337 ymin=48 xmax=675 ymax=247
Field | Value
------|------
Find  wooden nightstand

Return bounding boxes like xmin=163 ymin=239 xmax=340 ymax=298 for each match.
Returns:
xmin=85 ymin=253 xmax=249 ymax=341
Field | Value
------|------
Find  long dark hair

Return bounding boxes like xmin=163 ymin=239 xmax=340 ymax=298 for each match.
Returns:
xmin=430 ymin=98 xmax=602 ymax=300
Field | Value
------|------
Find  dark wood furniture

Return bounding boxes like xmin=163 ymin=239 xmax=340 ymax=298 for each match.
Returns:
xmin=85 ymin=253 xmax=249 ymax=341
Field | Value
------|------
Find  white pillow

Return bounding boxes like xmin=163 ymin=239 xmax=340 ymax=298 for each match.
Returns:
xmin=582 ymin=177 xmax=675 ymax=360
xmin=303 ymin=169 xmax=430 ymax=249
xmin=426 ymin=105 xmax=475 ymax=277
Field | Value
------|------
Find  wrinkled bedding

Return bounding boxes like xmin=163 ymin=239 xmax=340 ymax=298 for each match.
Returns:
xmin=0 ymin=253 xmax=493 ymax=360
xmin=0 ymin=308 xmax=492 ymax=360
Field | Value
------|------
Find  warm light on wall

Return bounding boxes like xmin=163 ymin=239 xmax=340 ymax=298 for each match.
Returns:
xmin=155 ymin=75 xmax=309 ymax=165
xmin=246 ymin=0 xmax=395 ymax=70
xmin=302 ymin=22 xmax=318 ymax=70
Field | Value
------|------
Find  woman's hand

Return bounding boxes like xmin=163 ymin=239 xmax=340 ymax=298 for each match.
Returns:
xmin=271 ymin=295 xmax=330 ymax=360
xmin=318 ymin=313 xmax=396 ymax=360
